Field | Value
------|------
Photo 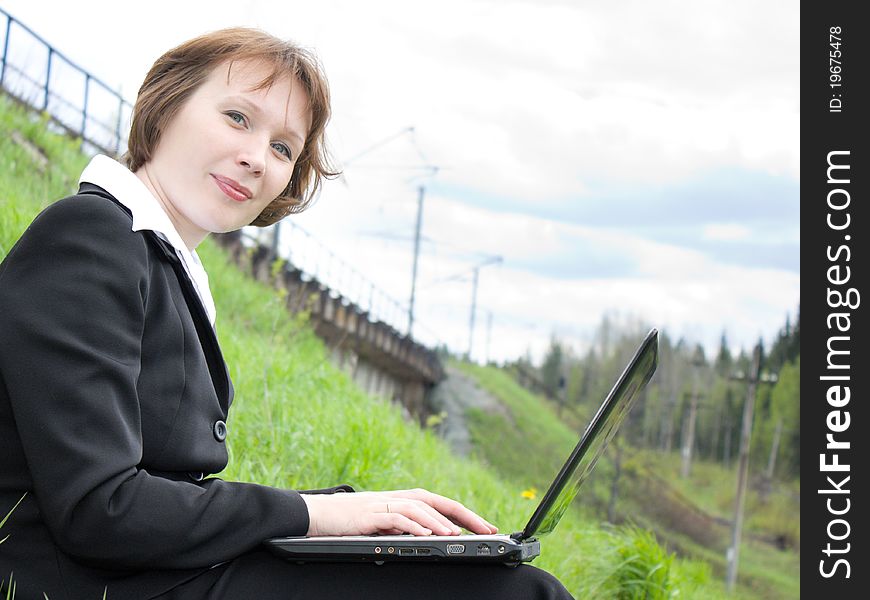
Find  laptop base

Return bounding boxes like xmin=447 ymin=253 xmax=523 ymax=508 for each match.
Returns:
xmin=264 ymin=534 xmax=540 ymax=566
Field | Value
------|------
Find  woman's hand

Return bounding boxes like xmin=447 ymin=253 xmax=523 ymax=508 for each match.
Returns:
xmin=300 ymin=488 xmax=498 ymax=537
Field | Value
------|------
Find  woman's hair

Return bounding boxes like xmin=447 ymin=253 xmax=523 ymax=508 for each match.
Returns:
xmin=125 ymin=27 xmax=339 ymax=225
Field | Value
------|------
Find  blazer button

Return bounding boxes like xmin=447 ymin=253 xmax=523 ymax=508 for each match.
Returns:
xmin=213 ymin=420 xmax=227 ymax=442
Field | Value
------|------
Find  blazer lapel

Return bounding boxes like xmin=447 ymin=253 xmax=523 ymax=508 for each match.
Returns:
xmin=77 ymin=184 xmax=233 ymax=411
xmin=146 ymin=232 xmax=232 ymax=410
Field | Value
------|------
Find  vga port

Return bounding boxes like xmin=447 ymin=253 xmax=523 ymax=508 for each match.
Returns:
xmin=446 ymin=544 xmax=466 ymax=554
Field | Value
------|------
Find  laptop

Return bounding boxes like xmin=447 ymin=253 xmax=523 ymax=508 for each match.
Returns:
xmin=264 ymin=328 xmax=658 ymax=566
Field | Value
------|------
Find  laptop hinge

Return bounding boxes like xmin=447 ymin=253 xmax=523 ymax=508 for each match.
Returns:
xmin=510 ymin=531 xmax=527 ymax=542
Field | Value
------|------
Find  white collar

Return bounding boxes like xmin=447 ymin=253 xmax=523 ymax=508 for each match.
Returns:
xmin=79 ymin=155 xmax=217 ymax=325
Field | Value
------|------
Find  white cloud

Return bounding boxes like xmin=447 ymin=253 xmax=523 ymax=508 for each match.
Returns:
xmin=702 ymin=223 xmax=752 ymax=241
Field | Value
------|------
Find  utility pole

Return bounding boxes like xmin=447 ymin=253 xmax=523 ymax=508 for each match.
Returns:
xmin=760 ymin=417 xmax=784 ymax=500
xmin=710 ymin=403 xmax=721 ymax=464
xmin=681 ymin=351 xmax=705 ymax=478
xmin=270 ymin=221 xmax=281 ymax=258
xmin=765 ymin=418 xmax=784 ymax=481
xmin=680 ymin=391 xmax=699 ymax=478
xmin=485 ymin=310 xmax=493 ymax=364
xmin=468 ymin=267 xmax=480 ymax=360
xmin=466 ymin=256 xmax=502 ymax=360
xmin=659 ymin=394 xmax=676 ymax=452
xmin=407 ymin=185 xmax=424 ymax=337
xmin=722 ymin=409 xmax=732 ymax=468
xmin=726 ymin=342 xmax=762 ymax=592
xmin=335 ymin=127 xmax=437 ymax=338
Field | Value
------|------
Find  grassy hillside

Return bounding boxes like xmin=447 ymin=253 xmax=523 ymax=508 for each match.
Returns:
xmin=455 ymin=360 xmax=800 ymax=599
xmin=2 ymin=93 xmax=729 ymax=598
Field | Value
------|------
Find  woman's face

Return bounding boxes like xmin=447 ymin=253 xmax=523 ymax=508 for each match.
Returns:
xmin=136 ymin=59 xmax=311 ymax=249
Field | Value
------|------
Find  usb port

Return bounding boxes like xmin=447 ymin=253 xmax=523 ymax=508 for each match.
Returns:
xmin=399 ymin=548 xmax=414 ymax=555
xmin=446 ymin=544 xmax=465 ymax=555
xmin=416 ymin=548 xmax=431 ymax=555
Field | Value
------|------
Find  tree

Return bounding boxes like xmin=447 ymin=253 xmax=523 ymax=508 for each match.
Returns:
xmin=540 ymin=335 xmax=564 ymax=400
xmin=766 ymin=307 xmax=800 ymax=373
xmin=714 ymin=332 xmax=733 ymax=376
xmin=768 ymin=357 xmax=800 ymax=477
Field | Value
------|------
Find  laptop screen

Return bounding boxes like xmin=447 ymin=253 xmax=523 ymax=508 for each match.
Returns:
xmin=519 ymin=329 xmax=658 ymax=540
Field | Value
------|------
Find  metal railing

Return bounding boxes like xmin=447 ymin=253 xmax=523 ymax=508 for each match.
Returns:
xmin=246 ymin=223 xmax=444 ymax=349
xmin=0 ymin=5 xmax=133 ymax=157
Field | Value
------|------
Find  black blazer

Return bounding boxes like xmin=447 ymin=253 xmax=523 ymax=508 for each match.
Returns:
xmin=0 ymin=186 xmax=349 ymax=599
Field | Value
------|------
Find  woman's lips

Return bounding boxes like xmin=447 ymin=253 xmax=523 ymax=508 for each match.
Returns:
xmin=212 ymin=174 xmax=252 ymax=202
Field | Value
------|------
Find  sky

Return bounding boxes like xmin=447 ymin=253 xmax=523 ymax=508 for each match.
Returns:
xmin=0 ymin=0 xmax=800 ymax=364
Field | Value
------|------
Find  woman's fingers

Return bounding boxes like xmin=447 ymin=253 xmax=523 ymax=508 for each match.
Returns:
xmin=370 ymin=511 xmax=432 ymax=536
xmin=301 ymin=489 xmax=498 ymax=537
xmin=383 ymin=499 xmax=460 ymax=536
xmin=391 ymin=489 xmax=498 ymax=534
xmin=301 ymin=493 xmax=437 ymax=536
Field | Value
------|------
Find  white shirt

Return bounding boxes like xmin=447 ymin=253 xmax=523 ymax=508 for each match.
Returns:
xmin=79 ymin=155 xmax=217 ymax=325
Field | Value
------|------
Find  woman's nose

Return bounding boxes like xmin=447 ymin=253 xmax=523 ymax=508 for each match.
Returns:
xmin=237 ymin=143 xmax=267 ymax=176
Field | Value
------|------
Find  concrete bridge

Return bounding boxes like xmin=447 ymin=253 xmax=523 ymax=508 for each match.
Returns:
xmin=214 ymin=231 xmax=445 ymax=424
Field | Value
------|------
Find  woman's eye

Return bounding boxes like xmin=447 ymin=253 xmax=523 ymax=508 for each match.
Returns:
xmin=272 ymin=142 xmax=292 ymax=160
xmin=226 ymin=111 xmax=246 ymax=126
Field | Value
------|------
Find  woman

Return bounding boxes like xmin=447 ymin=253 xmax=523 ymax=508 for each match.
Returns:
xmin=0 ymin=28 xmax=573 ymax=599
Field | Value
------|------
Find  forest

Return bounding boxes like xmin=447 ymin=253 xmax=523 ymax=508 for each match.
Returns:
xmin=514 ymin=311 xmax=800 ymax=487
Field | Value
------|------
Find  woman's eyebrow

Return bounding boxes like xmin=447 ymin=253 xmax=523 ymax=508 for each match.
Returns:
xmin=225 ymin=94 xmax=306 ymax=145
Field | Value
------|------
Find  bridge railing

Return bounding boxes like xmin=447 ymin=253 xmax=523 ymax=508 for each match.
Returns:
xmin=0 ymin=5 xmax=133 ymax=157
xmin=245 ymin=223 xmax=444 ymax=350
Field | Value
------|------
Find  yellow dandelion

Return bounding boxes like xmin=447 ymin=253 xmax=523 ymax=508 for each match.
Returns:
xmin=521 ymin=487 xmax=538 ymax=500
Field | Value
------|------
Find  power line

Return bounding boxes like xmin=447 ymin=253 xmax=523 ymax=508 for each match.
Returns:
xmin=341 ymin=126 xmax=415 ymax=167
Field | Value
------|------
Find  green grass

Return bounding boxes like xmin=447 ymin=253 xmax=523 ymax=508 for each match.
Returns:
xmin=1 ymin=91 xmax=731 ymax=598
xmin=629 ymin=454 xmax=800 ymax=599
xmin=641 ymin=452 xmax=800 ymax=551
xmin=456 ymin=361 xmax=580 ymax=487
